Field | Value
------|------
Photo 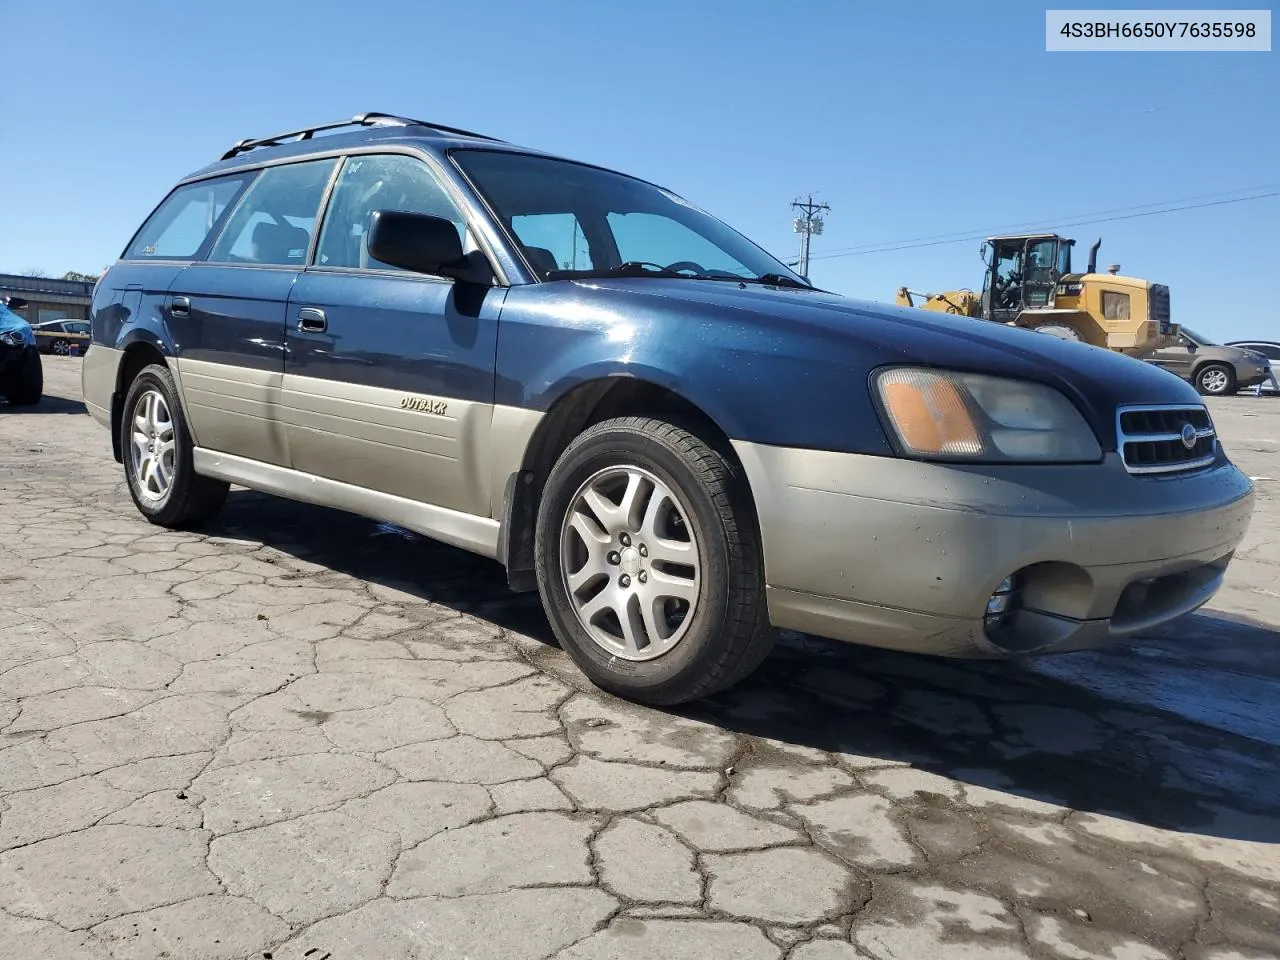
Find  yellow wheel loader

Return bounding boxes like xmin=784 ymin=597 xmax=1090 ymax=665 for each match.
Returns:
xmin=895 ymin=234 xmax=1178 ymax=354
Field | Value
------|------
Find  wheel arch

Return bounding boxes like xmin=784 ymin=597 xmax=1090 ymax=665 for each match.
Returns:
xmin=110 ymin=338 xmax=173 ymax=463
xmin=497 ymin=375 xmax=761 ymax=592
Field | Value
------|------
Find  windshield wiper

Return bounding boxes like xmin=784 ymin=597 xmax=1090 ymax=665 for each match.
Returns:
xmin=543 ymin=262 xmax=813 ymax=289
xmin=695 ymin=272 xmax=813 ymax=290
xmin=756 ymin=273 xmax=812 ymax=289
xmin=545 ymin=261 xmax=690 ymax=281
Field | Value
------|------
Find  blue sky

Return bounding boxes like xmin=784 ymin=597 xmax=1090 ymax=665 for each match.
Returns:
xmin=1 ymin=0 xmax=1276 ymax=340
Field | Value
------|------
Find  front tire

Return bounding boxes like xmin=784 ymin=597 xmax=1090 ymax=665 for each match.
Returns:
xmin=1194 ymin=362 xmax=1236 ymax=396
xmin=534 ymin=416 xmax=774 ymax=706
xmin=3 ymin=347 xmax=43 ymax=406
xmin=1033 ymin=323 xmax=1083 ymax=342
xmin=121 ymin=363 xmax=229 ymax=528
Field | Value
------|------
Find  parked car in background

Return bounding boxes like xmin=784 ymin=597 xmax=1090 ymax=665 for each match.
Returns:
xmin=1138 ymin=327 xmax=1271 ymax=396
xmin=0 ymin=297 xmax=43 ymax=406
xmin=32 ymin=318 xmax=92 ymax=356
xmin=1225 ymin=340 xmax=1280 ymax=395
xmin=82 ymin=112 xmax=1255 ymax=705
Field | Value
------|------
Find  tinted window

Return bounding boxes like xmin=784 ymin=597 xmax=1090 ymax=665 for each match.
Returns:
xmin=316 ymin=154 xmax=465 ymax=271
xmin=66 ymin=322 xmax=91 ymax=334
xmin=208 ymin=159 xmax=339 ymax=266
xmin=124 ymin=175 xmax=251 ymax=260
xmin=1236 ymin=342 xmax=1280 ymax=360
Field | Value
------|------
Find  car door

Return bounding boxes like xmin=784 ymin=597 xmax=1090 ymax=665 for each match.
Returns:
xmin=166 ymin=157 xmax=340 ymax=467
xmin=1144 ymin=334 xmax=1196 ymax=379
xmin=32 ymin=321 xmax=61 ymax=353
xmin=281 ymin=152 xmax=503 ymax=519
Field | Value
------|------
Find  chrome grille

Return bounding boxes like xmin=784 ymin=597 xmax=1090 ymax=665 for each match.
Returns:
xmin=1116 ymin=404 xmax=1216 ymax=475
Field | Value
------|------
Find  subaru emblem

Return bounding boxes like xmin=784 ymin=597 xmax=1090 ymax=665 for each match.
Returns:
xmin=1180 ymin=422 xmax=1197 ymax=450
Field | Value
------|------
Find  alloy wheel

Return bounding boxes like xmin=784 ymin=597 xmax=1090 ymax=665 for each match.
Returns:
xmin=559 ymin=465 xmax=701 ymax=661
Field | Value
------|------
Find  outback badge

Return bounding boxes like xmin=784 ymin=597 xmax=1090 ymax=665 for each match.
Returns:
xmin=400 ymin=396 xmax=448 ymax=416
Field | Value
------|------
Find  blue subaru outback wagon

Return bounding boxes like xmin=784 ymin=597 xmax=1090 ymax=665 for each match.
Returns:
xmin=83 ymin=112 xmax=1254 ymax=705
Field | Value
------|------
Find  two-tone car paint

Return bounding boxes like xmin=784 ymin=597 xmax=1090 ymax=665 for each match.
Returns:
xmin=83 ymin=121 xmax=1255 ymax=675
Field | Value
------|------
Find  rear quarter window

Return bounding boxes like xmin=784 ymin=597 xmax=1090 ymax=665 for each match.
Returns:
xmin=123 ymin=174 xmax=254 ymax=261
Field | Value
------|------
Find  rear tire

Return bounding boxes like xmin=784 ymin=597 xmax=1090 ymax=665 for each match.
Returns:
xmin=3 ymin=347 xmax=43 ymax=406
xmin=122 ymin=363 xmax=229 ymax=528
xmin=534 ymin=416 xmax=774 ymax=706
xmin=1194 ymin=362 xmax=1235 ymax=396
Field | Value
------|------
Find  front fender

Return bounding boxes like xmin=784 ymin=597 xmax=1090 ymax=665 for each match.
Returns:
xmin=493 ymin=286 xmax=896 ymax=454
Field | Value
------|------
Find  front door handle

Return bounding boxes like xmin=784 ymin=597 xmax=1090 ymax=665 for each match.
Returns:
xmin=297 ymin=307 xmax=327 ymax=332
xmin=171 ymin=296 xmax=190 ymax=318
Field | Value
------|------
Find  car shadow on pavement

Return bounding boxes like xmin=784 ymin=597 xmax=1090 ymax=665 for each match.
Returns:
xmin=209 ymin=490 xmax=1280 ymax=845
xmin=0 ymin=395 xmax=88 ymax=415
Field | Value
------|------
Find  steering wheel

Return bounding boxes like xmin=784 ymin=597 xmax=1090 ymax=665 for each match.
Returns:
xmin=664 ymin=260 xmax=706 ymax=275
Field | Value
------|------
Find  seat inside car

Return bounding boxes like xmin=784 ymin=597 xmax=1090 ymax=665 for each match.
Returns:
xmin=251 ymin=220 xmax=310 ymax=264
xmin=523 ymin=246 xmax=559 ymax=277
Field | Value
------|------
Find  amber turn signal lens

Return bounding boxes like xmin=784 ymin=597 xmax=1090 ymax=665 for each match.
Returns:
xmin=879 ymin=371 xmax=983 ymax=456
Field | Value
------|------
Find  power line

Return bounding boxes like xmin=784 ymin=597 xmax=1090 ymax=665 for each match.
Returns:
xmin=808 ymin=182 xmax=1280 ymax=256
xmin=804 ymin=186 xmax=1280 ymax=263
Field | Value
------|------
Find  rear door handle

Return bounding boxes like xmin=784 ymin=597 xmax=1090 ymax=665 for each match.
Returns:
xmin=171 ymin=296 xmax=190 ymax=318
xmin=297 ymin=307 xmax=327 ymax=332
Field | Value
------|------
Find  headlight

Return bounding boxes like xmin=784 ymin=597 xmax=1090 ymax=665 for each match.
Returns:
xmin=0 ymin=331 xmax=25 ymax=346
xmin=873 ymin=367 xmax=1102 ymax=463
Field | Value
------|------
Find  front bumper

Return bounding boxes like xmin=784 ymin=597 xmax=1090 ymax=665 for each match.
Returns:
xmin=733 ymin=442 xmax=1255 ymax=658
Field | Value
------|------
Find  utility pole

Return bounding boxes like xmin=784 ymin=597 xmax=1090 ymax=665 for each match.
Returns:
xmin=791 ymin=194 xmax=829 ymax=279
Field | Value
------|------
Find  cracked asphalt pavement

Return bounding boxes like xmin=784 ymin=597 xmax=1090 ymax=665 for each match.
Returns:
xmin=1 ymin=357 xmax=1278 ymax=960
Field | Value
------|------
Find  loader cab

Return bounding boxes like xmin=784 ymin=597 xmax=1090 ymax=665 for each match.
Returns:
xmin=980 ymin=234 xmax=1073 ymax=321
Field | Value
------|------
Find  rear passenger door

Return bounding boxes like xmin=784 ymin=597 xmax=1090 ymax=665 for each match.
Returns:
xmin=167 ymin=158 xmax=339 ymax=467
xmin=281 ymin=152 xmax=503 ymax=518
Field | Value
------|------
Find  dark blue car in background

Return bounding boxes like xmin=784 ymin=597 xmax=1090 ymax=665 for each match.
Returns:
xmin=82 ymin=113 xmax=1254 ymax=704
xmin=0 ymin=296 xmax=43 ymax=406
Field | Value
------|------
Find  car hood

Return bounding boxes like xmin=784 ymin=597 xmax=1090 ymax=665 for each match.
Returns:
xmin=0 ymin=304 xmax=34 ymax=346
xmin=578 ymin=278 xmax=1204 ymax=432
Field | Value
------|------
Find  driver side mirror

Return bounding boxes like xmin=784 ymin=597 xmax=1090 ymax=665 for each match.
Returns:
xmin=367 ymin=210 xmax=492 ymax=285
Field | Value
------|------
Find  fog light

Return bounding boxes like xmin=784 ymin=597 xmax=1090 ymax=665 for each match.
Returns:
xmin=985 ymin=576 xmax=1018 ymax=624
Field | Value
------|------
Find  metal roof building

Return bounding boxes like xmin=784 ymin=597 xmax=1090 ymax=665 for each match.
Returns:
xmin=0 ymin=273 xmax=96 ymax=324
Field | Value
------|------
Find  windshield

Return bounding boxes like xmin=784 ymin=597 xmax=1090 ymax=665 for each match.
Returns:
xmin=452 ymin=149 xmax=809 ymax=286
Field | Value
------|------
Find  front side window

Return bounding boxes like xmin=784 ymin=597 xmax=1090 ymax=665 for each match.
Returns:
xmin=208 ymin=158 xmax=339 ymax=266
xmin=123 ymin=174 xmax=251 ymax=261
xmin=316 ymin=154 xmax=466 ymax=271
xmin=452 ymin=149 xmax=807 ymax=285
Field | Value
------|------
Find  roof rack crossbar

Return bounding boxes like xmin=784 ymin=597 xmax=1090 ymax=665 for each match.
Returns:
xmin=220 ymin=112 xmax=506 ymax=161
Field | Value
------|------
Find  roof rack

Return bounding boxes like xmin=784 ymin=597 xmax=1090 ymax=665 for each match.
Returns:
xmin=219 ymin=112 xmax=505 ymax=161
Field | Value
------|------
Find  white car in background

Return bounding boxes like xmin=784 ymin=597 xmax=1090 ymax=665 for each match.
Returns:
xmin=1226 ymin=340 xmax=1280 ymax=395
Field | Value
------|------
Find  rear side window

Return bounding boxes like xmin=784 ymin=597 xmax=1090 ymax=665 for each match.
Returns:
xmin=207 ymin=158 xmax=340 ymax=266
xmin=124 ymin=175 xmax=252 ymax=260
